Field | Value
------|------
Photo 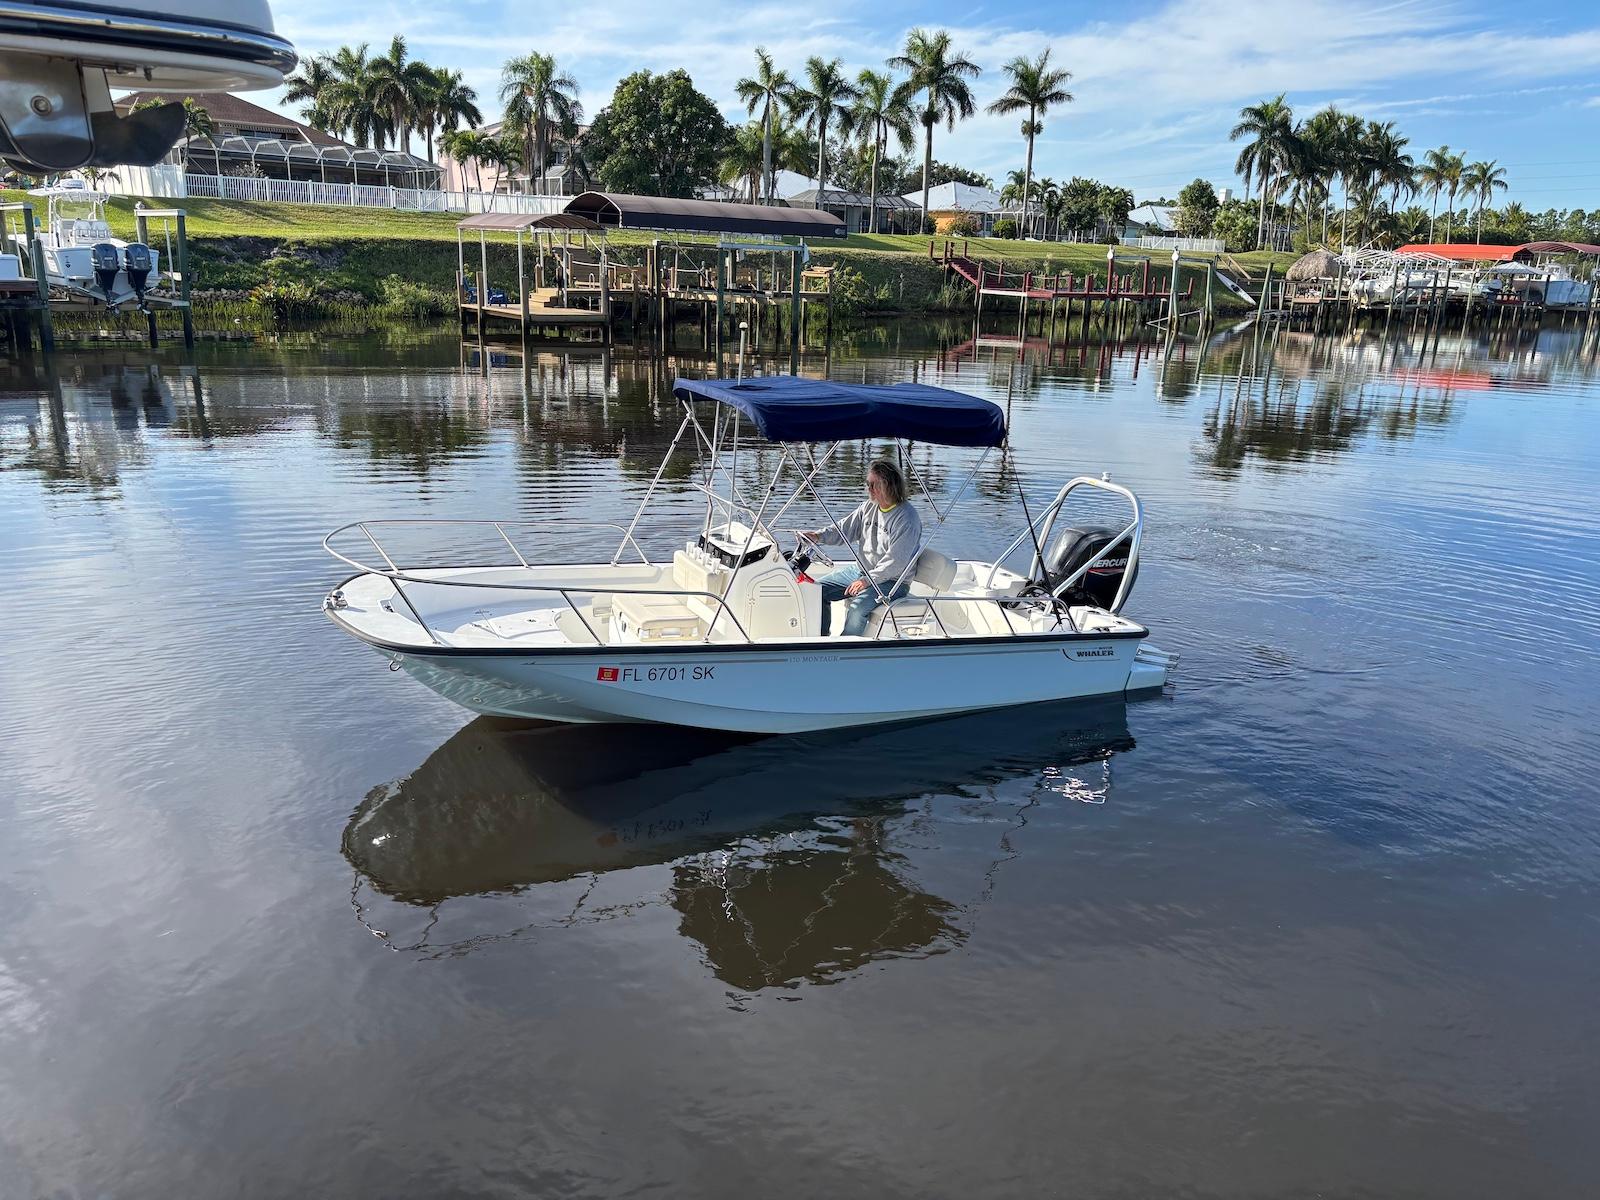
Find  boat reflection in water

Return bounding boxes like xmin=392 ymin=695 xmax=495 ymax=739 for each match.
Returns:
xmin=344 ymin=698 xmax=1138 ymax=986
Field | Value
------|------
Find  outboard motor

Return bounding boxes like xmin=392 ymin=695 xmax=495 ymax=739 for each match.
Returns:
xmin=90 ymin=242 xmax=121 ymax=301
xmin=122 ymin=243 xmax=153 ymax=301
xmin=1034 ymin=525 xmax=1138 ymax=612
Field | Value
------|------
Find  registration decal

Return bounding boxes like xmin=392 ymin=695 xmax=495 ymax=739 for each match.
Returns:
xmin=596 ymin=665 xmax=716 ymax=682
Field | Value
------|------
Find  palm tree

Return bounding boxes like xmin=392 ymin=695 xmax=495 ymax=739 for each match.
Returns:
xmin=1440 ymin=151 xmax=1465 ymax=242
xmin=1344 ymin=120 xmax=1412 ymax=244
xmin=789 ymin=57 xmax=857 ymax=206
xmin=500 ymin=52 xmax=582 ymax=194
xmin=1417 ymin=145 xmax=1453 ymax=242
xmin=846 ymin=69 xmax=914 ymax=234
xmin=439 ymin=130 xmax=484 ymax=192
xmin=1229 ymin=94 xmax=1296 ymax=250
xmin=488 ymin=136 xmax=522 ymax=195
xmin=364 ymin=36 xmax=431 ymax=154
xmin=1036 ymin=177 xmax=1062 ymax=240
xmin=999 ymin=168 xmax=1028 ymax=209
xmin=889 ymin=28 xmax=981 ymax=233
xmin=735 ymin=48 xmax=798 ymax=204
xmin=178 ymin=98 xmax=217 ymax=175
xmin=986 ymin=47 xmax=1072 ymax=239
xmin=1462 ymin=159 xmax=1507 ymax=243
xmin=321 ymin=44 xmax=388 ymax=149
xmin=1299 ymin=107 xmax=1344 ymax=243
xmin=1331 ymin=111 xmax=1364 ymax=248
xmin=284 ymin=55 xmax=335 ymax=129
xmin=1371 ymin=122 xmax=1415 ymax=212
xmin=720 ymin=123 xmax=767 ymax=203
xmin=419 ymin=68 xmax=480 ymax=165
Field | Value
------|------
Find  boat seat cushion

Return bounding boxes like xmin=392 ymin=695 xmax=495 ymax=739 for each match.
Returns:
xmin=910 ymin=548 xmax=957 ymax=594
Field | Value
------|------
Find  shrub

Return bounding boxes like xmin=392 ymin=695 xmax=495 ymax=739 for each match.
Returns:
xmin=377 ymin=274 xmax=450 ymax=319
xmin=1212 ymin=200 xmax=1258 ymax=253
xmin=249 ymin=279 xmax=318 ymax=323
xmin=828 ymin=265 xmax=874 ymax=316
xmin=992 ymin=217 xmax=1018 ymax=240
xmin=944 ymin=213 xmax=980 ymax=237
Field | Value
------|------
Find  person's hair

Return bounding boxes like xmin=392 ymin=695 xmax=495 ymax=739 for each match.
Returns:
xmin=868 ymin=459 xmax=907 ymax=505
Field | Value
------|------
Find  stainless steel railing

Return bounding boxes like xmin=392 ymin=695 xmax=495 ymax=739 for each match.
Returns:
xmin=323 ymin=518 xmax=754 ymax=646
xmin=985 ymin=475 xmax=1142 ymax=614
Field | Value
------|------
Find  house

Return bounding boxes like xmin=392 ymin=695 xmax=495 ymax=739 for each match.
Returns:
xmin=1123 ymin=203 xmax=1178 ymax=239
xmin=113 ymin=91 xmax=439 ymax=188
xmin=435 ymin=119 xmax=588 ymax=196
xmin=785 ymin=187 xmax=919 ymax=234
xmin=902 ymin=181 xmax=1012 ymax=234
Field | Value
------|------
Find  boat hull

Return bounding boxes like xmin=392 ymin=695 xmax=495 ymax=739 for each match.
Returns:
xmin=371 ymin=634 xmax=1157 ymax=733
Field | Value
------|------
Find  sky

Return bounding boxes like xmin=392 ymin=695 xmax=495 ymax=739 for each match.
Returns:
xmin=261 ymin=0 xmax=1600 ymax=209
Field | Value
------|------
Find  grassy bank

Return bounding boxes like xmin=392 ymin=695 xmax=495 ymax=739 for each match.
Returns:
xmin=0 ymin=190 xmax=1294 ymax=321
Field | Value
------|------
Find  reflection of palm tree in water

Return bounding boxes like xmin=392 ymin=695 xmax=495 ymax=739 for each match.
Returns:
xmin=344 ymin=700 xmax=1135 ymax=977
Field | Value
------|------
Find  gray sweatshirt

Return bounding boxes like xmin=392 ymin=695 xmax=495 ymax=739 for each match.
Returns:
xmin=819 ymin=500 xmax=922 ymax=589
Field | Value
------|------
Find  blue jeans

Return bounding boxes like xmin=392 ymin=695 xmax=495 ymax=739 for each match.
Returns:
xmin=816 ymin=565 xmax=908 ymax=637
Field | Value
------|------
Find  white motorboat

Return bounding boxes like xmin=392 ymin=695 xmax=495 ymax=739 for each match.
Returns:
xmin=1479 ymin=262 xmax=1594 ymax=311
xmin=13 ymin=184 xmax=162 ymax=308
xmin=322 ymin=375 xmax=1177 ymax=733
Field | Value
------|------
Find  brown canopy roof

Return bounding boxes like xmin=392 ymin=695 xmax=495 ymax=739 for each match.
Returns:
xmin=563 ymin=192 xmax=846 ymax=238
xmin=457 ymin=212 xmax=604 ymax=232
xmin=1520 ymin=241 xmax=1600 ymax=256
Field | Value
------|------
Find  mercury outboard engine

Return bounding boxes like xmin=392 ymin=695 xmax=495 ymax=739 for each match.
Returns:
xmin=122 ymin=243 xmax=153 ymax=301
xmin=90 ymin=242 xmax=121 ymax=301
xmin=1033 ymin=525 xmax=1138 ymax=611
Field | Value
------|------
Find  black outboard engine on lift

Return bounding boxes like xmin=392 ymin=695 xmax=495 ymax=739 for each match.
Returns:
xmin=90 ymin=243 xmax=122 ymax=302
xmin=1033 ymin=525 xmax=1138 ymax=612
xmin=123 ymin=244 xmax=153 ymax=302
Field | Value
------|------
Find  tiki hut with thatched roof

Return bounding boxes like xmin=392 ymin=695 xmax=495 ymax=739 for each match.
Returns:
xmin=1286 ymin=250 xmax=1344 ymax=281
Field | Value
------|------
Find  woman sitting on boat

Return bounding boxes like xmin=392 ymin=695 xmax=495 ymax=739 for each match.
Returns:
xmin=805 ymin=461 xmax=923 ymax=637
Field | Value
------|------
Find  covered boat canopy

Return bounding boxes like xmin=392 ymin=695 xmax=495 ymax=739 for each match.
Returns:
xmin=456 ymin=211 xmax=604 ymax=232
xmin=565 ymin=192 xmax=846 ymax=239
xmin=1519 ymin=241 xmax=1600 ymax=256
xmin=673 ymin=376 xmax=1007 ymax=447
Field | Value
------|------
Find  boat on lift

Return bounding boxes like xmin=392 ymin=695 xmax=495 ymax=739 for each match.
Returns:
xmin=1478 ymin=261 xmax=1594 ymax=311
xmin=14 ymin=182 xmax=161 ymax=308
xmin=322 ymin=375 xmax=1176 ymax=734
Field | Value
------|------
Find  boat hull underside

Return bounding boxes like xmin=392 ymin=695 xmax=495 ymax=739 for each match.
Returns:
xmin=378 ymin=638 xmax=1157 ymax=734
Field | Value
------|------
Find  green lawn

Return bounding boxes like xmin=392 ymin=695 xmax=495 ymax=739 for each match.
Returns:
xmin=1 ymin=190 xmax=1294 ymax=279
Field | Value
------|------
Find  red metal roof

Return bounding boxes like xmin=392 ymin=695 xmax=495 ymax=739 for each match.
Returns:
xmin=1396 ymin=243 xmax=1526 ymax=262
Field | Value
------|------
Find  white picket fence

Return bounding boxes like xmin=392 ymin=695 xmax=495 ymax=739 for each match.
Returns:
xmin=108 ymin=170 xmax=567 ymax=216
xmin=1121 ymin=235 xmax=1227 ymax=253
xmin=180 ymin=173 xmax=567 ymax=215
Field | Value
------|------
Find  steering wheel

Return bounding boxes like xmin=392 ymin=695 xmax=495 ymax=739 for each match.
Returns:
xmin=795 ymin=531 xmax=835 ymax=568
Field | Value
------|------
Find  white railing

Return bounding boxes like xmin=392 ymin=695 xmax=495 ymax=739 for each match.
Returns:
xmin=1122 ymin=235 xmax=1226 ymax=253
xmin=169 ymin=172 xmax=566 ymax=215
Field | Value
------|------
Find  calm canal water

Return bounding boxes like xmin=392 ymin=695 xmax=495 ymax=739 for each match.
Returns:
xmin=3 ymin=317 xmax=1598 ymax=1198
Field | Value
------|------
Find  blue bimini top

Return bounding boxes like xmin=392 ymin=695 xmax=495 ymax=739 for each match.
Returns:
xmin=672 ymin=375 xmax=1007 ymax=448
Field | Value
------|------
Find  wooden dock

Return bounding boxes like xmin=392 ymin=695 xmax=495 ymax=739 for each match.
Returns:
xmin=933 ymin=239 xmax=1205 ymax=329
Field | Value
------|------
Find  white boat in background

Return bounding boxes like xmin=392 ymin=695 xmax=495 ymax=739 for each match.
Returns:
xmin=12 ymin=184 xmax=162 ymax=308
xmin=322 ymin=375 xmax=1177 ymax=734
xmin=1479 ymin=262 xmax=1594 ymax=311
